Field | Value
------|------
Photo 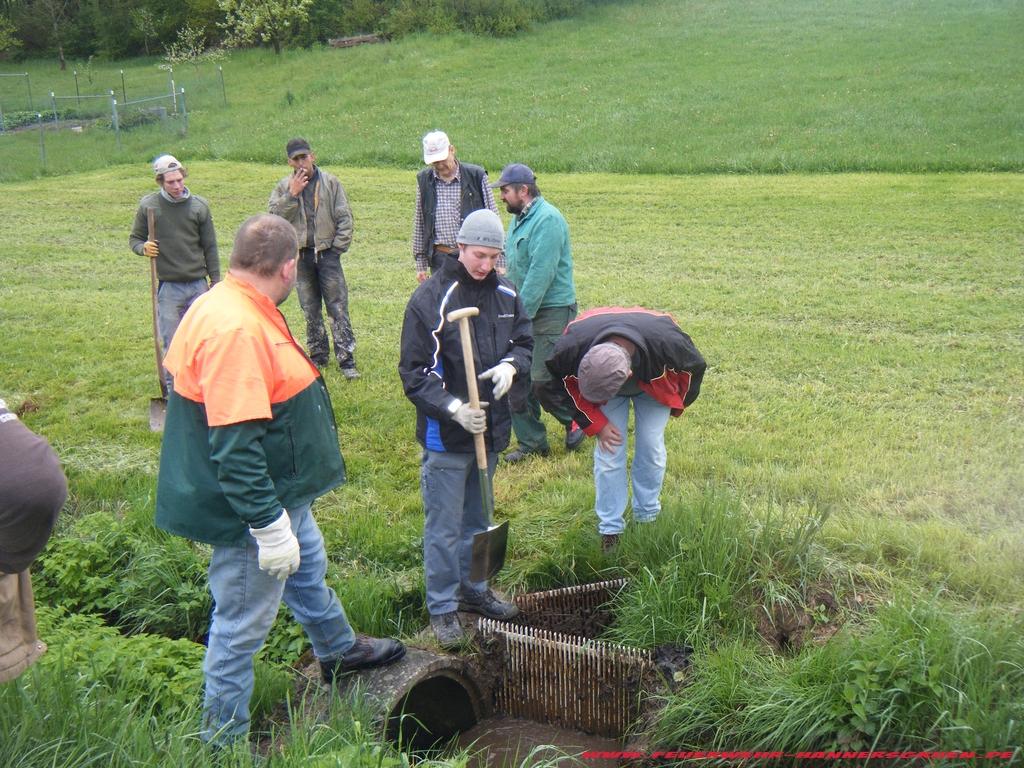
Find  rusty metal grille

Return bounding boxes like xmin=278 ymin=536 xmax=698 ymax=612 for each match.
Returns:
xmin=478 ymin=618 xmax=653 ymax=737
xmin=509 ymin=577 xmax=628 ymax=638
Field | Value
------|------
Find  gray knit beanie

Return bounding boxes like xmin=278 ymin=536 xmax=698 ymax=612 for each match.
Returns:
xmin=456 ymin=210 xmax=505 ymax=249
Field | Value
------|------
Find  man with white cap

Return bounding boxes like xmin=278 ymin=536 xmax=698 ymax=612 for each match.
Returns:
xmin=412 ymin=130 xmax=502 ymax=283
xmin=546 ymin=307 xmax=706 ymax=551
xmin=129 ymin=154 xmax=220 ymax=383
xmin=399 ymin=209 xmax=532 ymax=648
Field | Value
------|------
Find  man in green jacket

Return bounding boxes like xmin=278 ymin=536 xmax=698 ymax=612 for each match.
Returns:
xmin=129 ymin=154 xmax=220 ymax=387
xmin=494 ymin=163 xmax=585 ymax=462
xmin=157 ymin=214 xmax=404 ymax=748
xmin=269 ymin=138 xmax=360 ymax=379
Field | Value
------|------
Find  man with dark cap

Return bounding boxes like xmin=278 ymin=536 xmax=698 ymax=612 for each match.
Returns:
xmin=399 ymin=209 xmax=532 ymax=648
xmin=0 ymin=397 xmax=67 ymax=683
xmin=269 ymin=138 xmax=360 ymax=379
xmin=546 ymin=307 xmax=706 ymax=551
xmin=413 ymin=130 xmax=503 ymax=283
xmin=493 ymin=163 xmax=584 ymax=462
xmin=157 ymin=214 xmax=404 ymax=747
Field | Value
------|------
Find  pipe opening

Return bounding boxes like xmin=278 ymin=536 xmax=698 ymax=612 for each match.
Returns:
xmin=385 ymin=671 xmax=483 ymax=750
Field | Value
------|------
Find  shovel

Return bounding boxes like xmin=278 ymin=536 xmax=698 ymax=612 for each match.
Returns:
xmin=147 ymin=208 xmax=168 ymax=431
xmin=447 ymin=306 xmax=509 ymax=582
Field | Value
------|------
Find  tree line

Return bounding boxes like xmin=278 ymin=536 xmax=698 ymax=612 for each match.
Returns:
xmin=0 ymin=0 xmax=598 ymax=65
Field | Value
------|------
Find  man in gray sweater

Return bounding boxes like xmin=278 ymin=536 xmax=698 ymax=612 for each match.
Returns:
xmin=129 ymin=154 xmax=220 ymax=383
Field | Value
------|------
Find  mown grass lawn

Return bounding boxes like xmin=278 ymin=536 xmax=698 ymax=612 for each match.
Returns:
xmin=0 ymin=162 xmax=1021 ymax=764
xmin=2 ymin=0 xmax=1023 ymax=181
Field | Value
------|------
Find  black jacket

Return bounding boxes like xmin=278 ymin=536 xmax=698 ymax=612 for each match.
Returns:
xmin=546 ymin=307 xmax=706 ymax=434
xmin=399 ymin=257 xmax=533 ymax=454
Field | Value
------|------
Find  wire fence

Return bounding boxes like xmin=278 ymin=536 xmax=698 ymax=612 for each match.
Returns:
xmin=0 ymin=65 xmax=227 ymax=172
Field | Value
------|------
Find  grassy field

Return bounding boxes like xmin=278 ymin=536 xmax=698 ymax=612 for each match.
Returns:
xmin=2 ymin=0 xmax=1023 ymax=181
xmin=0 ymin=161 xmax=1022 ymax=764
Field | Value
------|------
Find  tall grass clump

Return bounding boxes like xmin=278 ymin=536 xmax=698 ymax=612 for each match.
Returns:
xmin=651 ymin=597 xmax=1024 ymax=755
xmin=606 ymin=489 xmax=833 ymax=650
xmin=34 ymin=509 xmax=212 ymax=641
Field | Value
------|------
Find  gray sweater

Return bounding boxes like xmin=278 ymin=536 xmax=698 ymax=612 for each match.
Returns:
xmin=129 ymin=191 xmax=220 ymax=282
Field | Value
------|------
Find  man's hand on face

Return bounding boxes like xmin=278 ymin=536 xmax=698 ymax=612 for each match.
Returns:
xmin=597 ymin=422 xmax=623 ymax=453
xmin=288 ymin=167 xmax=310 ymax=197
xmin=143 ymin=240 xmax=159 ymax=258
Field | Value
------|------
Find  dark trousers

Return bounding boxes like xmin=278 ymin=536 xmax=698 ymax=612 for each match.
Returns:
xmin=509 ymin=304 xmax=578 ymax=452
xmin=296 ymin=248 xmax=355 ymax=368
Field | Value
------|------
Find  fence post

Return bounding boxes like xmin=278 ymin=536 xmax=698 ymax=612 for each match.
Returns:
xmin=179 ymin=87 xmax=188 ymax=135
xmin=120 ymin=69 xmax=127 ymax=104
xmin=219 ymin=65 xmax=227 ymax=106
xmin=50 ymin=92 xmax=58 ymax=124
xmin=37 ymin=113 xmax=46 ymax=170
xmin=110 ymin=91 xmax=121 ymax=151
xmin=74 ymin=70 xmax=81 ymax=107
xmin=25 ymin=73 xmax=32 ymax=110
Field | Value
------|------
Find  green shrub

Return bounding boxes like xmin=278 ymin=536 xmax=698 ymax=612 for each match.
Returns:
xmin=652 ymin=597 xmax=1024 ymax=753
xmin=606 ymin=490 xmax=832 ymax=649
xmin=35 ymin=510 xmax=212 ymax=640
xmin=34 ymin=606 xmax=205 ymax=719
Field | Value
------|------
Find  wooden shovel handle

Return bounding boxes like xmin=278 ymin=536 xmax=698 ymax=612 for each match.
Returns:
xmin=148 ymin=209 xmax=168 ymax=399
xmin=447 ymin=306 xmax=487 ymax=471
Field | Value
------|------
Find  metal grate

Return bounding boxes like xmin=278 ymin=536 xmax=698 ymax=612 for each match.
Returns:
xmin=509 ymin=577 xmax=628 ymax=638
xmin=478 ymin=618 xmax=653 ymax=737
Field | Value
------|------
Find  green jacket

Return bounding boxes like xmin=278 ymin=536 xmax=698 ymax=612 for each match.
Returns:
xmin=504 ymin=197 xmax=576 ymax=318
xmin=268 ymin=167 xmax=353 ymax=254
xmin=155 ymin=275 xmax=345 ymax=547
xmin=129 ymin=191 xmax=220 ymax=283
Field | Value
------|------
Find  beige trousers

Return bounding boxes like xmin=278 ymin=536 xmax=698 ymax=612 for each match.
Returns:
xmin=0 ymin=571 xmax=46 ymax=684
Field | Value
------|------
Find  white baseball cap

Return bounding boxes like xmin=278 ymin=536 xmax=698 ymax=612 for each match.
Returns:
xmin=422 ymin=131 xmax=451 ymax=163
xmin=153 ymin=154 xmax=183 ymax=176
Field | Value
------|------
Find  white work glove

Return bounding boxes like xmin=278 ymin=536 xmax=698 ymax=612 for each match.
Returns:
xmin=249 ymin=510 xmax=300 ymax=581
xmin=453 ymin=403 xmax=487 ymax=434
xmin=478 ymin=362 xmax=516 ymax=400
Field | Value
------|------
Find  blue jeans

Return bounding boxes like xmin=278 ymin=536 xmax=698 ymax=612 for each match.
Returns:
xmin=295 ymin=249 xmax=355 ymax=368
xmin=593 ymin=392 xmax=672 ymax=535
xmin=158 ymin=278 xmax=208 ymax=386
xmin=420 ymin=450 xmax=497 ymax=615
xmin=201 ymin=503 xmax=355 ymax=745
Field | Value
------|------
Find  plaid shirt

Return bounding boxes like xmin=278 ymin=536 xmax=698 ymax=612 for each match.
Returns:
xmin=412 ymin=163 xmax=502 ymax=273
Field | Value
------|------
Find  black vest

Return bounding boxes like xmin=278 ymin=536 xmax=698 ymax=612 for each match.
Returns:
xmin=416 ymin=162 xmax=488 ymax=248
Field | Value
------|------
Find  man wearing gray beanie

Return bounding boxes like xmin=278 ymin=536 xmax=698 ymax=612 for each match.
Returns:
xmin=546 ymin=308 xmax=706 ymax=552
xmin=399 ymin=209 xmax=533 ymax=648
xmin=0 ymin=397 xmax=67 ymax=683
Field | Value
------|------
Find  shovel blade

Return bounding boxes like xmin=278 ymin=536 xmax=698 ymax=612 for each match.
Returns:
xmin=469 ymin=521 xmax=509 ymax=583
xmin=149 ymin=397 xmax=167 ymax=432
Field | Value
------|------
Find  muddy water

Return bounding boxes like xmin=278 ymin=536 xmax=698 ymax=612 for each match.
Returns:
xmin=456 ymin=716 xmax=625 ymax=767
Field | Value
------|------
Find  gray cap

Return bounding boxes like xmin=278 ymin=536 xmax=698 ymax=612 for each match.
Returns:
xmin=491 ymin=163 xmax=536 ymax=188
xmin=456 ymin=209 xmax=505 ymax=249
xmin=578 ymin=342 xmax=632 ymax=402
xmin=153 ymin=154 xmax=183 ymax=176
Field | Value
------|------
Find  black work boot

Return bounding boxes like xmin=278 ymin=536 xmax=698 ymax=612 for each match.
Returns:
xmin=502 ymin=446 xmax=550 ymax=464
xmin=565 ymin=422 xmax=585 ymax=451
xmin=430 ymin=611 xmax=466 ymax=650
xmin=320 ymin=635 xmax=406 ymax=685
xmin=458 ymin=589 xmax=520 ymax=620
